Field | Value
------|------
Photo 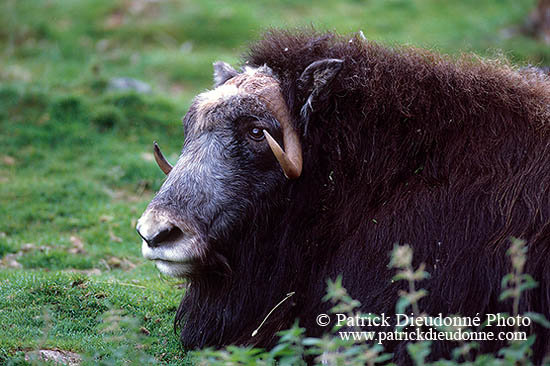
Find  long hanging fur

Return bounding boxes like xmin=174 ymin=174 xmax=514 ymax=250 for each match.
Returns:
xmin=175 ymin=29 xmax=550 ymax=364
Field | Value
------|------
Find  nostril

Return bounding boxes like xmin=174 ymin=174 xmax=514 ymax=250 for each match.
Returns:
xmin=150 ymin=227 xmax=174 ymax=246
xmin=138 ymin=225 xmax=183 ymax=248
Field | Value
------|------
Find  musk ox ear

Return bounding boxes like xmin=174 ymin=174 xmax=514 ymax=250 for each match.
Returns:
xmin=298 ymin=58 xmax=344 ymax=120
xmin=213 ymin=61 xmax=238 ymax=87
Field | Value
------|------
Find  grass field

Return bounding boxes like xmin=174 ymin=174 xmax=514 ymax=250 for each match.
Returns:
xmin=0 ymin=0 xmax=546 ymax=364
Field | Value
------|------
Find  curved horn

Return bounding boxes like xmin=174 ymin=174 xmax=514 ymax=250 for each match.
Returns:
xmin=153 ymin=141 xmax=173 ymax=175
xmin=263 ymin=127 xmax=302 ymax=179
xmin=260 ymin=88 xmax=303 ymax=179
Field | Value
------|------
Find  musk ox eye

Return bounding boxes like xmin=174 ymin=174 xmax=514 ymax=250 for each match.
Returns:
xmin=248 ymin=127 xmax=265 ymax=141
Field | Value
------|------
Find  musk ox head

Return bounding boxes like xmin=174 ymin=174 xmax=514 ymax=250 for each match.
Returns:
xmin=136 ymin=59 xmax=343 ymax=277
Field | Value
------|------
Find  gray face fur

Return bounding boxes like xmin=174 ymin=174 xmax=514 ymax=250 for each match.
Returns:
xmin=136 ymin=64 xmax=287 ymax=277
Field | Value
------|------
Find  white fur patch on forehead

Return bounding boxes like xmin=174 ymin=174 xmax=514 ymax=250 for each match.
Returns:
xmin=196 ymin=83 xmax=240 ymax=110
xmin=242 ymin=65 xmax=261 ymax=75
xmin=191 ymin=84 xmax=241 ymax=133
xmin=242 ymin=65 xmax=274 ymax=79
xmin=191 ymin=66 xmax=280 ymax=133
xmin=196 ymin=66 xmax=274 ymax=111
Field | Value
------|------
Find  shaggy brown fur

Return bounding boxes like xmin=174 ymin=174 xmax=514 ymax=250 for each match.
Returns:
xmin=175 ymin=30 xmax=550 ymax=364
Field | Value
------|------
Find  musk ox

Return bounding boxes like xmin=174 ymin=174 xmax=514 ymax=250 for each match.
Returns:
xmin=136 ymin=30 xmax=550 ymax=363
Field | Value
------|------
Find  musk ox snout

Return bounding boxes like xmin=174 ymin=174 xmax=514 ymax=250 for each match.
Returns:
xmin=136 ymin=210 xmax=181 ymax=248
xmin=137 ymin=207 xmax=204 ymax=277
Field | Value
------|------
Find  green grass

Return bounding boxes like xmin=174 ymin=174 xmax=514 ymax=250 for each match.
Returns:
xmin=0 ymin=270 xmax=187 ymax=365
xmin=0 ymin=0 xmax=548 ymax=364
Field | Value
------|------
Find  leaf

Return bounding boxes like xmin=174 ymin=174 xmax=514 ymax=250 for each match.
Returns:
xmin=374 ymin=353 xmax=394 ymax=363
xmin=1 ymin=155 xmax=15 ymax=166
xmin=269 ymin=343 xmax=290 ymax=357
xmin=499 ymin=289 xmax=516 ymax=301
xmin=500 ymin=273 xmax=513 ymax=288
xmin=519 ymin=274 xmax=539 ymax=292
xmin=301 ymin=337 xmax=322 ymax=346
xmin=396 ymin=296 xmax=412 ymax=315
xmin=407 ymin=341 xmax=432 ymax=366
xmin=524 ymin=312 xmax=550 ymax=328
xmin=412 ymin=267 xmax=430 ymax=281
xmin=109 ymin=229 xmax=123 ymax=243
xmin=392 ymin=272 xmax=409 ymax=281
xmin=68 ymin=235 xmax=86 ymax=254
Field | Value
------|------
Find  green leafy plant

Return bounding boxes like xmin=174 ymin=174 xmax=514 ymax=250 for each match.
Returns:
xmin=193 ymin=239 xmax=550 ymax=366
